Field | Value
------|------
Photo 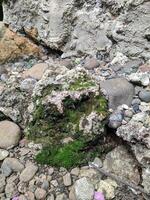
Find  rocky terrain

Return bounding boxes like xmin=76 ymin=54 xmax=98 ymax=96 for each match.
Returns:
xmin=0 ymin=0 xmax=150 ymax=200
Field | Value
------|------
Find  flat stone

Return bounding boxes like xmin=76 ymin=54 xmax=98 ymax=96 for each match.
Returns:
xmin=63 ymin=173 xmax=72 ymax=186
xmin=1 ymin=158 xmax=24 ymax=176
xmin=100 ymin=78 xmax=135 ymax=110
xmin=74 ymin=177 xmax=94 ymax=200
xmin=0 ymin=120 xmax=21 ymax=149
xmin=22 ymin=63 xmax=48 ymax=80
xmin=103 ymin=146 xmax=140 ymax=184
xmin=71 ymin=167 xmax=80 ymax=176
xmin=0 ymin=149 xmax=9 ymax=161
xmin=35 ymin=188 xmax=47 ymax=200
xmin=20 ymin=164 xmax=38 ymax=182
xmin=84 ymin=57 xmax=100 ymax=70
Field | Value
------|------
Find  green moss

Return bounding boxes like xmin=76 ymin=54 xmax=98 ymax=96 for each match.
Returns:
xmin=69 ymin=75 xmax=96 ymax=91
xmin=41 ymin=84 xmax=62 ymax=97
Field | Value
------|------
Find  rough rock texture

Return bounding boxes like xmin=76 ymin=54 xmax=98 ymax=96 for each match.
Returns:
xmin=0 ymin=22 xmax=41 ymax=64
xmin=103 ymin=146 xmax=140 ymax=184
xmin=3 ymin=1 xmax=150 ymax=60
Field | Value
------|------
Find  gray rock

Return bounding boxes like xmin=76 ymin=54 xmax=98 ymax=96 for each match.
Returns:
xmin=100 ymin=78 xmax=135 ymax=110
xmin=1 ymin=158 xmax=24 ymax=176
xmin=139 ymin=90 xmax=150 ymax=103
xmin=108 ymin=111 xmax=123 ymax=129
xmin=5 ymin=182 xmax=18 ymax=198
xmin=20 ymin=164 xmax=38 ymax=182
xmin=0 ymin=174 xmax=6 ymax=193
xmin=103 ymin=146 xmax=140 ymax=184
xmin=131 ymin=98 xmax=141 ymax=105
xmin=84 ymin=57 xmax=99 ymax=70
xmin=34 ymin=188 xmax=47 ymax=200
xmin=93 ymin=157 xmax=103 ymax=168
xmin=0 ymin=149 xmax=9 ymax=161
xmin=74 ymin=177 xmax=94 ymax=200
xmin=56 ymin=194 xmax=68 ymax=200
xmin=20 ymin=78 xmax=37 ymax=91
xmin=142 ymin=168 xmax=150 ymax=194
xmin=63 ymin=173 xmax=72 ymax=186
xmin=41 ymin=180 xmax=49 ymax=190
xmin=124 ymin=110 xmax=133 ymax=118
xmin=0 ymin=120 xmax=21 ymax=149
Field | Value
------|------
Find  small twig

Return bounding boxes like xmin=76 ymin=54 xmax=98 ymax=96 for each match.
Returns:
xmin=89 ymin=162 xmax=150 ymax=196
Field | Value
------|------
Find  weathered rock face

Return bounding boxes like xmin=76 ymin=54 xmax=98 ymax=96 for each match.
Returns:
xmin=0 ymin=22 xmax=41 ymax=64
xmin=3 ymin=1 xmax=150 ymax=60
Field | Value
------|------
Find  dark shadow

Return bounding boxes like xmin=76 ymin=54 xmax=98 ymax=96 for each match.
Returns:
xmin=0 ymin=3 xmax=3 ymax=21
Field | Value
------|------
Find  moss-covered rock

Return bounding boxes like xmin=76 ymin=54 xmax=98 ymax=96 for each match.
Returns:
xmin=26 ymin=67 xmax=108 ymax=168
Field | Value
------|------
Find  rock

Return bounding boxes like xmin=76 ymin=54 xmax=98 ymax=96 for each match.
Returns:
xmin=74 ymin=177 xmax=94 ymax=200
xmin=128 ymin=72 xmax=150 ymax=86
xmin=108 ymin=111 xmax=123 ymax=129
xmin=19 ymin=195 xmax=27 ymax=200
xmin=139 ymin=90 xmax=150 ymax=103
xmin=20 ymin=78 xmax=37 ymax=91
xmin=71 ymin=167 xmax=80 ymax=176
xmin=48 ymin=167 xmax=54 ymax=175
xmin=100 ymin=78 xmax=135 ymax=110
xmin=0 ymin=149 xmax=9 ymax=161
xmin=84 ymin=57 xmax=100 ymax=70
xmin=5 ymin=182 xmax=18 ymax=198
xmin=124 ymin=110 xmax=133 ymax=118
xmin=47 ymin=194 xmax=55 ymax=200
xmin=69 ymin=187 xmax=76 ymax=200
xmin=34 ymin=188 xmax=47 ymax=200
xmin=93 ymin=157 xmax=103 ymax=168
xmin=0 ymin=22 xmax=41 ymax=64
xmin=63 ymin=173 xmax=72 ymax=186
xmin=97 ymin=179 xmax=118 ymax=200
xmin=20 ymin=164 xmax=38 ymax=182
xmin=0 ymin=174 xmax=6 ymax=193
xmin=1 ymin=158 xmax=24 ymax=176
xmin=25 ymin=191 xmax=35 ymax=200
xmin=0 ymin=120 xmax=21 ymax=149
xmin=132 ymin=98 xmax=141 ymax=105
xmin=142 ymin=168 xmax=150 ymax=194
xmin=56 ymin=194 xmax=68 ymax=200
xmin=103 ymin=146 xmax=140 ymax=184
xmin=22 ymin=63 xmax=49 ymax=80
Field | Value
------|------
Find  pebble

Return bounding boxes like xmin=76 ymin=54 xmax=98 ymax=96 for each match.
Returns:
xmin=0 ymin=174 xmax=6 ymax=193
xmin=56 ymin=193 xmax=68 ymax=200
xmin=108 ymin=111 xmax=123 ymax=129
xmin=139 ymin=90 xmax=150 ymax=103
xmin=71 ymin=167 xmax=80 ymax=176
xmin=41 ymin=180 xmax=49 ymax=190
xmin=20 ymin=164 xmax=38 ymax=182
xmin=131 ymin=98 xmax=141 ymax=105
xmin=20 ymin=78 xmax=37 ymax=91
xmin=132 ymin=103 xmax=141 ymax=113
xmin=124 ymin=110 xmax=133 ymax=118
xmin=63 ymin=173 xmax=72 ymax=186
xmin=93 ymin=157 xmax=103 ymax=168
xmin=35 ymin=188 xmax=47 ymax=200
xmin=0 ymin=120 xmax=21 ymax=149
xmin=0 ymin=149 xmax=9 ymax=161
xmin=84 ymin=57 xmax=99 ymax=70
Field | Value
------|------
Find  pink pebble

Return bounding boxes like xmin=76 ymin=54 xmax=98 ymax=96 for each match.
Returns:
xmin=94 ymin=191 xmax=105 ymax=200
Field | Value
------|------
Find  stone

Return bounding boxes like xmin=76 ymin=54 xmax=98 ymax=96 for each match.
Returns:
xmin=142 ymin=168 xmax=150 ymax=194
xmin=56 ymin=194 xmax=68 ymax=200
xmin=20 ymin=78 xmax=37 ymax=91
xmin=74 ymin=177 xmax=94 ymax=200
xmin=25 ymin=191 xmax=35 ymax=200
xmin=63 ymin=173 xmax=72 ymax=186
xmin=5 ymin=182 xmax=18 ymax=198
xmin=128 ymin=72 xmax=150 ymax=86
xmin=22 ymin=63 xmax=49 ymax=80
xmin=0 ymin=22 xmax=41 ymax=64
xmin=71 ymin=167 xmax=80 ymax=176
xmin=108 ymin=111 xmax=123 ymax=129
xmin=0 ymin=174 xmax=6 ymax=193
xmin=41 ymin=180 xmax=49 ymax=191
xmin=0 ymin=149 xmax=9 ymax=160
xmin=1 ymin=158 xmax=24 ymax=176
xmin=103 ymin=146 xmax=140 ymax=184
xmin=47 ymin=194 xmax=55 ymax=200
xmin=100 ymin=78 xmax=135 ymax=110
xmin=35 ymin=188 xmax=47 ymax=200
xmin=84 ymin=57 xmax=100 ymax=70
xmin=139 ymin=90 xmax=150 ymax=103
xmin=0 ymin=120 xmax=21 ymax=149
xmin=19 ymin=195 xmax=27 ymax=200
xmin=93 ymin=157 xmax=103 ymax=168
xmin=97 ymin=179 xmax=118 ymax=200
xmin=20 ymin=164 xmax=38 ymax=182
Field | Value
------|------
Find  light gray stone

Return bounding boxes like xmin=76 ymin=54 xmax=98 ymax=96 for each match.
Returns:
xmin=139 ymin=90 xmax=150 ymax=103
xmin=142 ymin=168 xmax=150 ymax=194
xmin=100 ymin=78 xmax=135 ymax=110
xmin=35 ymin=188 xmax=47 ymax=200
xmin=63 ymin=173 xmax=72 ymax=186
xmin=20 ymin=164 xmax=38 ymax=182
xmin=74 ymin=177 xmax=94 ymax=200
xmin=0 ymin=120 xmax=21 ymax=149
xmin=0 ymin=174 xmax=6 ymax=193
xmin=0 ymin=149 xmax=9 ymax=161
xmin=103 ymin=146 xmax=140 ymax=184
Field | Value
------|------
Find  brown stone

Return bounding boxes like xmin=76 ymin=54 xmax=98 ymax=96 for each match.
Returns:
xmin=0 ymin=22 xmax=41 ymax=64
xmin=22 ymin=63 xmax=49 ymax=80
xmin=138 ymin=64 xmax=150 ymax=73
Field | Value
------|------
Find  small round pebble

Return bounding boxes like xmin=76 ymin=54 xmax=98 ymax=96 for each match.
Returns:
xmin=139 ymin=90 xmax=150 ymax=103
xmin=35 ymin=188 xmax=47 ymax=200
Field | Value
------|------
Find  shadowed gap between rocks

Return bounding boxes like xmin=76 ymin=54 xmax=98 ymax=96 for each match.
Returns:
xmin=0 ymin=3 xmax=3 ymax=21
